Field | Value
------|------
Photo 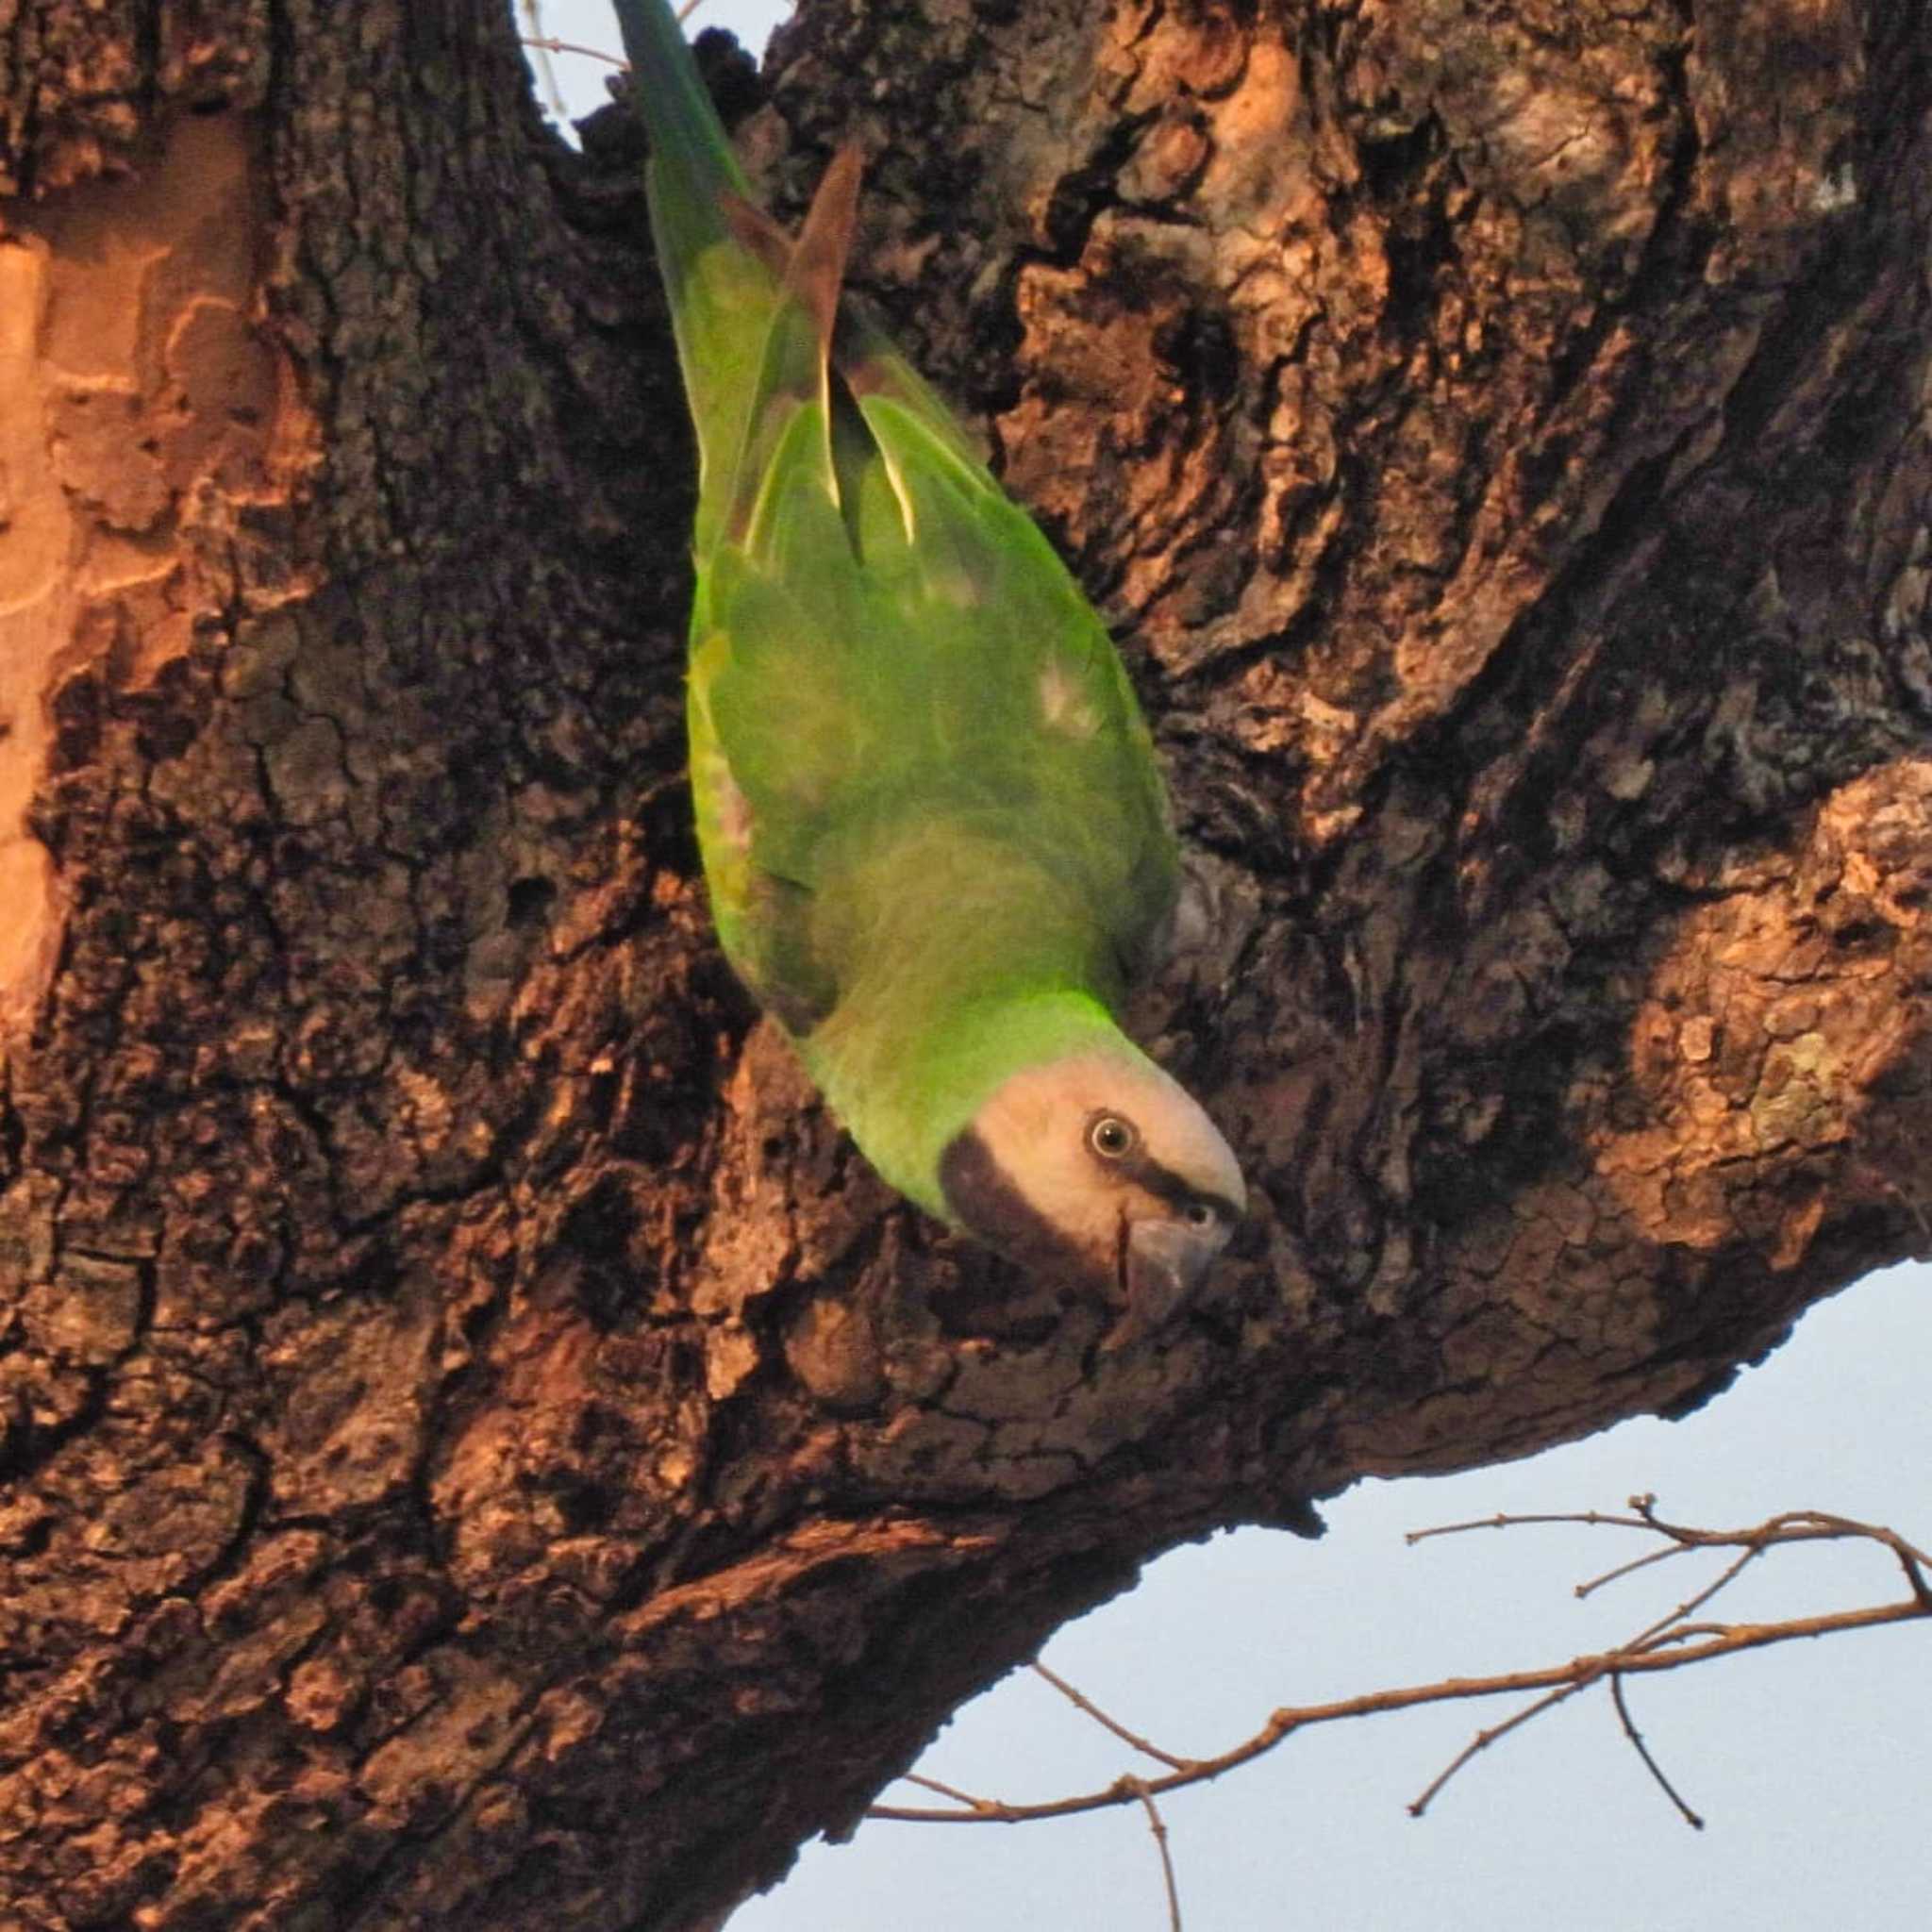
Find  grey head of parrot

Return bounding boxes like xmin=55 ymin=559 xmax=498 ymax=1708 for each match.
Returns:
xmin=938 ymin=1049 xmax=1245 ymax=1346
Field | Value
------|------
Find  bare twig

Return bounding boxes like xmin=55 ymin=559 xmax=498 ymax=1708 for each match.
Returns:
xmin=1623 ymin=1538 xmax=1765 ymax=1651
xmin=1609 ymin=1672 xmax=1704 ymax=1830
xmin=1893 ymin=1545 xmax=1932 ymax=1610
xmin=1574 ymin=1539 xmax=1701 ymax=1599
xmin=871 ymin=1596 xmax=1924 ymax=1824
xmin=868 ymin=1505 xmax=1931 ymax=1831
xmin=1406 ymin=1678 xmax=1590 ymax=1819
xmin=519 ymin=1 xmax=565 ymax=116
xmin=520 ymin=35 xmax=627 ymax=70
xmin=1031 ymin=1661 xmax=1196 ymax=1773
xmin=1407 ymin=1507 xmax=1653 ymax=1546
xmin=1423 ymin=1500 xmax=1932 ymax=1582
xmin=1127 ymin=1779 xmax=1184 ymax=1932
xmin=519 ymin=0 xmax=755 ymax=103
xmin=898 ymin=1772 xmax=1010 ymax=1819
xmin=1414 ymin=1502 xmax=1918 ymax=1815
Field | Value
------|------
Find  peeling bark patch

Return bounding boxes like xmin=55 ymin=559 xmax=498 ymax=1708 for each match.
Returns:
xmin=0 ymin=111 xmax=311 ymax=1025
xmin=1599 ymin=758 xmax=1932 ymax=1266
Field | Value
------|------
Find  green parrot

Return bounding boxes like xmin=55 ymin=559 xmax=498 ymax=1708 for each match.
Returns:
xmin=614 ymin=0 xmax=1245 ymax=1335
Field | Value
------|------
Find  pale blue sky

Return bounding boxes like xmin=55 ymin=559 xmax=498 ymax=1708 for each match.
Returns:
xmin=526 ymin=6 xmax=1932 ymax=1924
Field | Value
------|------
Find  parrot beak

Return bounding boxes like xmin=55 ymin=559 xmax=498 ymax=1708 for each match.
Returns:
xmin=1110 ymin=1212 xmax=1232 ymax=1348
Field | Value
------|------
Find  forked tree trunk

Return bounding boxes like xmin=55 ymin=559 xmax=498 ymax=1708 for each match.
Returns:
xmin=3 ymin=1 xmax=1929 ymax=1925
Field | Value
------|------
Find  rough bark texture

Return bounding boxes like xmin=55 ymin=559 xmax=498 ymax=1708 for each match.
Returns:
xmin=3 ymin=0 xmax=1930 ymax=1925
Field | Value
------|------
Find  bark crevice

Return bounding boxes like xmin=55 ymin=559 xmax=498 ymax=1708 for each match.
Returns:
xmin=2 ymin=2 xmax=1930 ymax=1927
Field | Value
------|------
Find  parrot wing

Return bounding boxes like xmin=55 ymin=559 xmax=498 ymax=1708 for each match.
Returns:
xmin=692 ymin=301 xmax=1177 ymax=1015
xmin=617 ymin=0 xmax=1175 ymax=1024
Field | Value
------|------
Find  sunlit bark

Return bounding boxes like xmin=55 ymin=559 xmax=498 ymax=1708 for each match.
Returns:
xmin=3 ymin=3 xmax=1928 ymax=1926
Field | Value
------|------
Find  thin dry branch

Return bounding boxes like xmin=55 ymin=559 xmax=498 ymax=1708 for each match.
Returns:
xmin=521 ymin=35 xmax=628 ymax=69
xmin=899 ymin=1773 xmax=1010 ymax=1819
xmin=1609 ymin=1672 xmax=1704 ymax=1831
xmin=1404 ymin=1676 xmax=1589 ymax=1819
xmin=1127 ymin=1780 xmax=1184 ymax=1932
xmin=1030 ymin=1661 xmax=1197 ymax=1773
xmin=869 ymin=1504 xmax=1930 ymax=1832
xmin=519 ymin=2 xmax=566 ymax=114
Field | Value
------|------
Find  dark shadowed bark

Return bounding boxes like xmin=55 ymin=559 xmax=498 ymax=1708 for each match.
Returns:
xmin=3 ymin=0 xmax=1929 ymax=1924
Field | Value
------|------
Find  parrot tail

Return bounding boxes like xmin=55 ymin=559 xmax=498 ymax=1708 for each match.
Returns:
xmin=773 ymin=144 xmax=860 ymax=357
xmin=614 ymin=0 xmax=980 ymax=556
xmin=716 ymin=145 xmax=868 ymax=550
xmin=610 ymin=0 xmax=748 ymax=224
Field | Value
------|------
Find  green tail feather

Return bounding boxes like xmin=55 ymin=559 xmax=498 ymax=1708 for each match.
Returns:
xmin=609 ymin=0 xmax=747 ymax=219
xmin=613 ymin=0 xmax=781 ymax=557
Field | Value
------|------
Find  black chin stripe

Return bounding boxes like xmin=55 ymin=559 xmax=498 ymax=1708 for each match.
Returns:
xmin=1118 ymin=1148 xmax=1240 ymax=1224
xmin=938 ymin=1128 xmax=1100 ymax=1286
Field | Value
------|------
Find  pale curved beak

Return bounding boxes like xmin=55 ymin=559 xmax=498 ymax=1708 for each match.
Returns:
xmin=1115 ymin=1213 xmax=1233 ymax=1346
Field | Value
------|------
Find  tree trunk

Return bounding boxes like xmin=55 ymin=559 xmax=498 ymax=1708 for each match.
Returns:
xmin=3 ymin=0 xmax=1928 ymax=1924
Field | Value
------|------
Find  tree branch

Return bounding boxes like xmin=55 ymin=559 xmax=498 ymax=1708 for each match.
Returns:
xmin=869 ymin=1507 xmax=1931 ymax=1830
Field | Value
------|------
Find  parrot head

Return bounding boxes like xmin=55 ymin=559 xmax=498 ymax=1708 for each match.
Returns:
xmin=938 ymin=1049 xmax=1245 ymax=1336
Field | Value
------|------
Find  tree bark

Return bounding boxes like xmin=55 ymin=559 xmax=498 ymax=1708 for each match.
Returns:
xmin=3 ymin=0 xmax=1929 ymax=1924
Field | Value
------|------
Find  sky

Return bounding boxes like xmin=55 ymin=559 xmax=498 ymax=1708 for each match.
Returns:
xmin=524 ymin=6 xmax=1932 ymax=1926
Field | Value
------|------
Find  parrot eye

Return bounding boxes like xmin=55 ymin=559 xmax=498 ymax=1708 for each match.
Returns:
xmin=1088 ymin=1114 xmax=1138 ymax=1160
xmin=1184 ymin=1199 xmax=1215 ymax=1229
